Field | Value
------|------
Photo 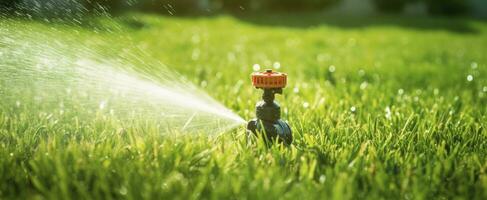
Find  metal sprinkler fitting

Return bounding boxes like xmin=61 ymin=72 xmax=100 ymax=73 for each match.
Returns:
xmin=247 ymin=69 xmax=292 ymax=145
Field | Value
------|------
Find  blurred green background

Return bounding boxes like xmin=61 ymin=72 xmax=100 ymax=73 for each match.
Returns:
xmin=1 ymin=0 xmax=487 ymax=17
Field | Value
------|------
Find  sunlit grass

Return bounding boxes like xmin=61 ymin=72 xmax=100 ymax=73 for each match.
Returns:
xmin=1 ymin=13 xmax=487 ymax=199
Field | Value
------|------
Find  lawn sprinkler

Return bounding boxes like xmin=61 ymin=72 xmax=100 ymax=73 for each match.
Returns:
xmin=247 ymin=69 xmax=292 ymax=145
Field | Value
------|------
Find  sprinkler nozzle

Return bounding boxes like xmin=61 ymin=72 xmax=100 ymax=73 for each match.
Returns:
xmin=247 ymin=69 xmax=292 ymax=145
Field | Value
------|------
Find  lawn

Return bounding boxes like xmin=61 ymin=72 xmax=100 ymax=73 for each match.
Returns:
xmin=1 ymin=13 xmax=487 ymax=199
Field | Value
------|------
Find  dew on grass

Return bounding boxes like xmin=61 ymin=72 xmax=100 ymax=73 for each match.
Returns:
xmin=317 ymin=97 xmax=325 ymax=105
xmin=303 ymin=102 xmax=309 ymax=108
xmin=434 ymin=88 xmax=439 ymax=96
xmin=316 ymin=54 xmax=330 ymax=62
xmin=191 ymin=34 xmax=200 ymax=44
xmin=293 ymin=86 xmax=299 ymax=93
xmin=358 ymin=69 xmax=365 ymax=76
xmin=385 ymin=107 xmax=392 ymax=119
xmin=360 ymin=81 xmax=368 ymax=90
xmin=471 ymin=62 xmax=478 ymax=69
xmin=200 ymin=80 xmax=207 ymax=88
xmin=398 ymin=89 xmax=404 ymax=95
xmin=253 ymin=64 xmax=260 ymax=71
xmin=319 ymin=175 xmax=326 ymax=184
xmin=99 ymin=100 xmax=107 ymax=110
xmin=216 ymin=72 xmax=223 ymax=79
xmin=350 ymin=106 xmax=356 ymax=112
xmin=467 ymin=75 xmax=473 ymax=82
xmin=191 ymin=48 xmax=200 ymax=60
xmin=119 ymin=186 xmax=128 ymax=195
xmin=348 ymin=159 xmax=355 ymax=168
xmin=328 ymin=65 xmax=336 ymax=73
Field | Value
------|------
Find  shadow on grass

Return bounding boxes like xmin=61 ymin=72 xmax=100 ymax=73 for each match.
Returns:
xmin=232 ymin=12 xmax=481 ymax=34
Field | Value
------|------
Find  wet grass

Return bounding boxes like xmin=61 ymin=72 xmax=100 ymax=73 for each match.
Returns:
xmin=1 ymin=13 xmax=487 ymax=199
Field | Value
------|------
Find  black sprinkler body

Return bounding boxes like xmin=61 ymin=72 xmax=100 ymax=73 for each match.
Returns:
xmin=247 ymin=69 xmax=292 ymax=145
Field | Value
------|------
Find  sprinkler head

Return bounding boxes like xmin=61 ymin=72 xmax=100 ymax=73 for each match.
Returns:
xmin=247 ymin=69 xmax=292 ymax=145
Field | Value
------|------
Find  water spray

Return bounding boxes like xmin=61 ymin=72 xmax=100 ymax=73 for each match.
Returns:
xmin=247 ymin=69 xmax=292 ymax=145
xmin=0 ymin=22 xmax=245 ymax=135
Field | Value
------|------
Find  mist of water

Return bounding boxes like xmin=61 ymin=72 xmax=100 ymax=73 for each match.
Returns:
xmin=0 ymin=17 xmax=246 ymax=135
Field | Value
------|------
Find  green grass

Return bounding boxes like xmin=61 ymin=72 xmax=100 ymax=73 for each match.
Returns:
xmin=1 ymin=13 xmax=487 ymax=199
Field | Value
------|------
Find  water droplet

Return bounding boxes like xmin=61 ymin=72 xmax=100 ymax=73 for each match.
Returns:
xmin=303 ymin=102 xmax=309 ymax=108
xmin=350 ymin=106 xmax=356 ymax=112
xmin=191 ymin=34 xmax=200 ymax=44
xmin=318 ymin=97 xmax=325 ymax=105
xmin=385 ymin=106 xmax=391 ymax=119
xmin=191 ymin=49 xmax=200 ymax=61
xmin=200 ymin=80 xmax=207 ymax=88
xmin=360 ymin=81 xmax=368 ymax=90
xmin=10 ymin=153 xmax=14 ymax=157
xmin=471 ymin=62 xmax=478 ymax=69
xmin=293 ymin=87 xmax=299 ymax=93
xmin=119 ymin=186 xmax=128 ymax=195
xmin=434 ymin=88 xmax=439 ymax=96
xmin=467 ymin=75 xmax=473 ymax=82
xmin=398 ymin=89 xmax=404 ymax=95
xmin=358 ymin=69 xmax=365 ymax=76
xmin=319 ymin=175 xmax=326 ymax=184
xmin=328 ymin=65 xmax=336 ymax=73
xmin=99 ymin=100 xmax=107 ymax=110
xmin=273 ymin=62 xmax=281 ymax=69
xmin=253 ymin=64 xmax=260 ymax=71
xmin=316 ymin=54 xmax=328 ymax=62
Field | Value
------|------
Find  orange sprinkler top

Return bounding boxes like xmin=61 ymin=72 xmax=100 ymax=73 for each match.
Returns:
xmin=251 ymin=69 xmax=287 ymax=89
